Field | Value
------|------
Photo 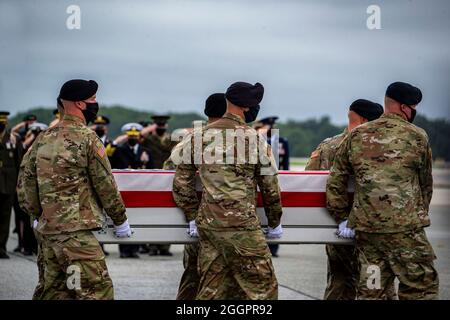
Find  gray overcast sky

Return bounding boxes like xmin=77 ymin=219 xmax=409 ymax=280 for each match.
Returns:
xmin=1 ymin=0 xmax=449 ymax=124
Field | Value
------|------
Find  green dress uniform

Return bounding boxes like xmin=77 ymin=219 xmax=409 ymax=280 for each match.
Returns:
xmin=172 ymin=113 xmax=282 ymax=300
xmin=0 ymin=125 xmax=24 ymax=258
xmin=326 ymin=113 xmax=439 ymax=300
xmin=17 ymin=114 xmax=128 ymax=300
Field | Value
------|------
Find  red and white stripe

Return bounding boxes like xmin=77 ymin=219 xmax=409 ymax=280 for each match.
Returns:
xmin=113 ymin=170 xmax=331 ymax=208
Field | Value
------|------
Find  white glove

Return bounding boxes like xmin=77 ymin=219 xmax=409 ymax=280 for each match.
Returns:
xmin=337 ymin=220 xmax=355 ymax=239
xmin=114 ymin=220 xmax=133 ymax=238
xmin=187 ymin=220 xmax=198 ymax=238
xmin=33 ymin=220 xmax=38 ymax=229
xmin=265 ymin=224 xmax=283 ymax=239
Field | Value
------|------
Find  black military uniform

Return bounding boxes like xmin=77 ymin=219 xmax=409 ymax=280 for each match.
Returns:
xmin=257 ymin=116 xmax=290 ymax=257
xmin=0 ymin=111 xmax=24 ymax=259
xmin=110 ymin=124 xmax=154 ymax=258
xmin=142 ymin=115 xmax=177 ymax=256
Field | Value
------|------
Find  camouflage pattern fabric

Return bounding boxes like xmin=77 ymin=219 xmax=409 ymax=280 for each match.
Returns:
xmin=196 ymin=228 xmax=277 ymax=300
xmin=32 ymin=226 xmax=45 ymax=300
xmin=355 ymin=229 xmax=438 ymax=300
xmin=173 ymin=112 xmax=282 ymax=231
xmin=306 ymin=130 xmax=358 ymax=300
xmin=305 ymin=129 xmax=347 ymax=171
xmin=326 ymin=113 xmax=433 ymax=232
xmin=173 ymin=112 xmax=282 ymax=300
xmin=176 ymin=243 xmax=200 ymax=300
xmin=326 ymin=113 xmax=438 ymax=299
xmin=39 ymin=230 xmax=114 ymax=300
xmin=17 ymin=114 xmax=127 ymax=300
xmin=308 ymin=128 xmax=398 ymax=300
xmin=165 ymin=134 xmax=201 ymax=300
xmin=17 ymin=114 xmax=128 ymax=234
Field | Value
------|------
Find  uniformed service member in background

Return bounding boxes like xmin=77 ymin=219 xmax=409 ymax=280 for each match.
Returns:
xmin=13 ymin=122 xmax=48 ymax=256
xmin=110 ymin=123 xmax=154 ymax=258
xmin=173 ymin=82 xmax=283 ymax=300
xmin=17 ymin=79 xmax=132 ymax=299
xmin=91 ymin=115 xmax=112 ymax=146
xmin=0 ymin=111 xmax=24 ymax=259
xmin=12 ymin=114 xmax=38 ymax=142
xmin=326 ymin=82 xmax=439 ymax=300
xmin=164 ymin=93 xmax=227 ymax=299
xmin=255 ymin=116 xmax=290 ymax=258
xmin=142 ymin=115 xmax=177 ymax=256
xmin=306 ymin=99 xmax=388 ymax=300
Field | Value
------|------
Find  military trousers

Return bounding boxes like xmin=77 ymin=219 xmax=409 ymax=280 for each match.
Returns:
xmin=0 ymin=192 xmax=13 ymax=254
xmin=324 ymin=244 xmax=358 ymax=300
xmin=176 ymin=243 xmax=201 ymax=300
xmin=355 ymin=228 xmax=439 ymax=300
xmin=39 ymin=230 xmax=114 ymax=300
xmin=196 ymin=228 xmax=278 ymax=300
xmin=324 ymin=243 xmax=398 ymax=300
xmin=32 ymin=228 xmax=45 ymax=300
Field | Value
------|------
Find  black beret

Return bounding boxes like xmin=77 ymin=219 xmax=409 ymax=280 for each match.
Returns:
xmin=204 ymin=93 xmax=227 ymax=118
xmin=349 ymin=99 xmax=384 ymax=121
xmin=59 ymin=79 xmax=98 ymax=101
xmin=225 ymin=82 xmax=264 ymax=108
xmin=259 ymin=116 xmax=279 ymax=126
xmin=386 ymin=81 xmax=422 ymax=106
xmin=23 ymin=114 xmax=37 ymax=121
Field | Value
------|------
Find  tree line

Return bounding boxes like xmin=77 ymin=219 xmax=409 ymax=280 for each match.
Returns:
xmin=9 ymin=105 xmax=450 ymax=161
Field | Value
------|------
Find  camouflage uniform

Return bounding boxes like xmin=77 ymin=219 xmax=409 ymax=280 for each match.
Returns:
xmin=164 ymin=131 xmax=201 ymax=300
xmin=306 ymin=129 xmax=359 ymax=300
xmin=173 ymin=113 xmax=282 ymax=300
xmin=326 ymin=113 xmax=439 ymax=300
xmin=307 ymin=129 xmax=397 ymax=300
xmin=32 ymin=225 xmax=45 ymax=300
xmin=17 ymin=114 xmax=128 ymax=300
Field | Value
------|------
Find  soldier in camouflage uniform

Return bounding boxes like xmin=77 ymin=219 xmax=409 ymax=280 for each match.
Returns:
xmin=306 ymin=99 xmax=388 ymax=300
xmin=17 ymin=79 xmax=132 ymax=300
xmin=164 ymin=93 xmax=227 ymax=300
xmin=173 ymin=82 xmax=283 ymax=300
xmin=326 ymin=82 xmax=439 ymax=300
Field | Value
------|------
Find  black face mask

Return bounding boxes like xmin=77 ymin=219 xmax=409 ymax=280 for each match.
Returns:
xmin=156 ymin=128 xmax=167 ymax=136
xmin=128 ymin=138 xmax=138 ymax=147
xmin=403 ymin=105 xmax=417 ymax=123
xmin=244 ymin=105 xmax=260 ymax=123
xmin=81 ymin=102 xmax=99 ymax=124
xmin=0 ymin=123 xmax=5 ymax=133
xmin=95 ymin=128 xmax=106 ymax=137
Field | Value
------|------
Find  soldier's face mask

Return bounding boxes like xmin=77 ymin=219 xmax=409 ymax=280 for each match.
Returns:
xmin=244 ymin=105 xmax=260 ymax=123
xmin=402 ymin=104 xmax=416 ymax=123
xmin=81 ymin=101 xmax=99 ymax=124
xmin=156 ymin=127 xmax=167 ymax=136
xmin=95 ymin=126 xmax=106 ymax=137
xmin=128 ymin=138 xmax=138 ymax=146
